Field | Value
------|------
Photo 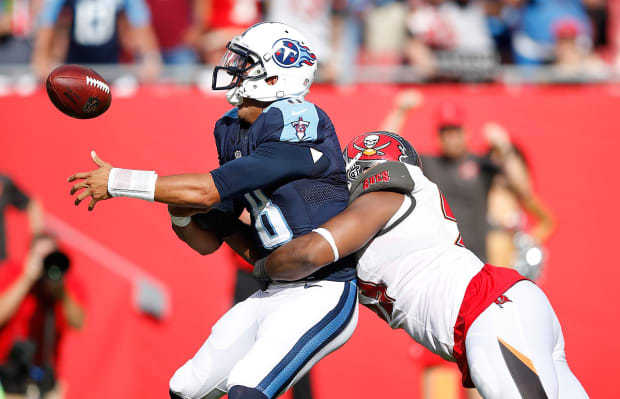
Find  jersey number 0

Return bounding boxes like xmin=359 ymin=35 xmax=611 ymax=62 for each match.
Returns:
xmin=245 ymin=190 xmax=293 ymax=249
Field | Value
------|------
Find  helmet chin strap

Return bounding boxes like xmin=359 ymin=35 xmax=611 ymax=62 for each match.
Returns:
xmin=226 ymin=87 xmax=244 ymax=106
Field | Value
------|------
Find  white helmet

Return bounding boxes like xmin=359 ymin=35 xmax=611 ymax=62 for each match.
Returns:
xmin=212 ymin=22 xmax=318 ymax=105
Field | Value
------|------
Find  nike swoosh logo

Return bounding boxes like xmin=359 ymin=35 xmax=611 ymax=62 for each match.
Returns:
xmin=304 ymin=282 xmax=322 ymax=289
xmin=292 ymin=109 xmax=307 ymax=116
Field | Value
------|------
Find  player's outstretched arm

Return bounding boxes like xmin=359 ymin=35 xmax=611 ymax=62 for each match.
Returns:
xmin=68 ymin=151 xmax=221 ymax=211
xmin=68 ymin=143 xmax=322 ymax=211
xmin=261 ymin=191 xmax=406 ymax=281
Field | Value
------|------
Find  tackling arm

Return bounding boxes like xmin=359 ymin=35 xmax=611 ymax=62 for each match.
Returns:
xmin=264 ymin=191 xmax=405 ymax=281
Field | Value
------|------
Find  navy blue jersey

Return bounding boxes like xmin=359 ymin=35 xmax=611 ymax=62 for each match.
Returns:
xmin=211 ymin=98 xmax=355 ymax=282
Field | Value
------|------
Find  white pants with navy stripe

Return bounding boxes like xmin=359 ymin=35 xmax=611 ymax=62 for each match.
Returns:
xmin=169 ymin=280 xmax=359 ymax=399
xmin=466 ymin=281 xmax=588 ymax=399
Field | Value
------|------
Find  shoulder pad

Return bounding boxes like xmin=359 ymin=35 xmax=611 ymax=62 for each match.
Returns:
xmin=349 ymin=162 xmax=415 ymax=204
xmin=264 ymin=98 xmax=319 ymax=142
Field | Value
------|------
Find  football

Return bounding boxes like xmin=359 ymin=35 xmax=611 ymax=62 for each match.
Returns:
xmin=46 ymin=64 xmax=112 ymax=119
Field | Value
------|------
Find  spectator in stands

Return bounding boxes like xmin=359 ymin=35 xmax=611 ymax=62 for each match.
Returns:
xmin=0 ymin=233 xmax=85 ymax=399
xmin=0 ymin=174 xmax=44 ymax=264
xmin=200 ymin=0 xmax=260 ymax=65
xmin=484 ymin=0 xmax=525 ymax=64
xmin=362 ymin=0 xmax=408 ymax=66
xmin=551 ymin=17 xmax=606 ymax=79
xmin=512 ymin=0 xmax=590 ymax=65
xmin=0 ymin=0 xmax=42 ymax=63
xmin=405 ymin=0 xmax=496 ymax=80
xmin=32 ymin=0 xmax=161 ymax=80
xmin=145 ymin=0 xmax=201 ymax=65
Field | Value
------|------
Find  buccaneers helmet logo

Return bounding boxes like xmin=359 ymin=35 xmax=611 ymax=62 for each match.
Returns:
xmin=346 ymin=133 xmax=406 ymax=162
xmin=353 ymin=134 xmax=392 ymax=156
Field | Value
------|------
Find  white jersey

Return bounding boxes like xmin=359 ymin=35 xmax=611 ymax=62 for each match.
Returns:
xmin=356 ymin=164 xmax=484 ymax=361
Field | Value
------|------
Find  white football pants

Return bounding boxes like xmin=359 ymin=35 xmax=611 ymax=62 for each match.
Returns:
xmin=169 ymin=280 xmax=358 ymax=399
xmin=466 ymin=281 xmax=588 ymax=399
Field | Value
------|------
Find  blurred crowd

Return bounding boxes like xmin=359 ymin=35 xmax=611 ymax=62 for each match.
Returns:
xmin=0 ymin=0 xmax=619 ymax=82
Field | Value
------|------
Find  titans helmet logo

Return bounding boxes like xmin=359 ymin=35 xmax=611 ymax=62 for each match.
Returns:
xmin=272 ymin=38 xmax=316 ymax=68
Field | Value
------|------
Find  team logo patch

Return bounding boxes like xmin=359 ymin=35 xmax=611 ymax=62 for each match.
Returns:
xmin=272 ymin=38 xmax=316 ymax=68
xmin=459 ymin=159 xmax=479 ymax=180
xmin=494 ymin=294 xmax=512 ymax=308
xmin=291 ymin=117 xmax=310 ymax=140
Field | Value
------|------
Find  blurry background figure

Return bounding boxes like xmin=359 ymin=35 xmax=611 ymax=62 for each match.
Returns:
xmin=31 ymin=0 xmax=161 ymax=81
xmin=0 ymin=0 xmax=43 ymax=63
xmin=0 ymin=233 xmax=85 ymax=399
xmin=264 ymin=0 xmax=341 ymax=81
xmin=551 ymin=18 xmax=606 ymax=80
xmin=362 ymin=0 xmax=408 ymax=66
xmin=420 ymin=101 xmax=501 ymax=261
xmin=484 ymin=0 xmax=524 ymax=64
xmin=200 ymin=0 xmax=260 ymax=65
xmin=144 ymin=0 xmax=201 ymax=65
xmin=512 ymin=0 xmax=590 ymax=65
xmin=484 ymin=122 xmax=555 ymax=279
xmin=0 ymin=174 xmax=44 ymax=264
xmin=405 ymin=0 xmax=496 ymax=80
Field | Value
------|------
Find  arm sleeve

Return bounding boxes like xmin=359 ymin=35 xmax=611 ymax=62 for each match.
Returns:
xmin=6 ymin=178 xmax=30 ymax=211
xmin=123 ymin=0 xmax=151 ymax=27
xmin=210 ymin=141 xmax=329 ymax=201
xmin=37 ymin=0 xmax=65 ymax=27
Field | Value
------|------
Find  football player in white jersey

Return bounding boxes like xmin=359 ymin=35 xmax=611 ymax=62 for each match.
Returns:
xmin=253 ymin=132 xmax=588 ymax=399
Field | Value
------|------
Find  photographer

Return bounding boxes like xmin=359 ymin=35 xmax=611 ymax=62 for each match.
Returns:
xmin=0 ymin=234 xmax=85 ymax=399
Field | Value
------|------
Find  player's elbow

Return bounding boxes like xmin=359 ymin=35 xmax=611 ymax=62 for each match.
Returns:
xmin=195 ymin=177 xmax=221 ymax=208
xmin=192 ymin=238 xmax=222 ymax=256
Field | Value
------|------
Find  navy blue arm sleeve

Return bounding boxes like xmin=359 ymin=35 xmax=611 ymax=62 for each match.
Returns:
xmin=211 ymin=141 xmax=329 ymax=201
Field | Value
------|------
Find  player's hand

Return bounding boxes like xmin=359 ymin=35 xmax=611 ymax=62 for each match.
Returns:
xmin=68 ymin=151 xmax=113 ymax=211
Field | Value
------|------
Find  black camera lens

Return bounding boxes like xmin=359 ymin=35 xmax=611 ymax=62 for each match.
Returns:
xmin=42 ymin=251 xmax=70 ymax=281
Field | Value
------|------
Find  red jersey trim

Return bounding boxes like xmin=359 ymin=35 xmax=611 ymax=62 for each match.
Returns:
xmin=452 ymin=264 xmax=528 ymax=388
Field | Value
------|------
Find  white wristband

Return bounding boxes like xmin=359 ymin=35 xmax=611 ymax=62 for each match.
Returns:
xmin=312 ymin=228 xmax=340 ymax=262
xmin=170 ymin=214 xmax=192 ymax=228
xmin=108 ymin=168 xmax=158 ymax=202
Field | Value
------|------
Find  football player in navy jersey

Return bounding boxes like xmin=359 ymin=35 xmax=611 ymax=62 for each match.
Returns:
xmin=33 ymin=0 xmax=161 ymax=80
xmin=67 ymin=22 xmax=358 ymax=399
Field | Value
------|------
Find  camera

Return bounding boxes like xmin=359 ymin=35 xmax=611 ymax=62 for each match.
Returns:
xmin=42 ymin=250 xmax=70 ymax=281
